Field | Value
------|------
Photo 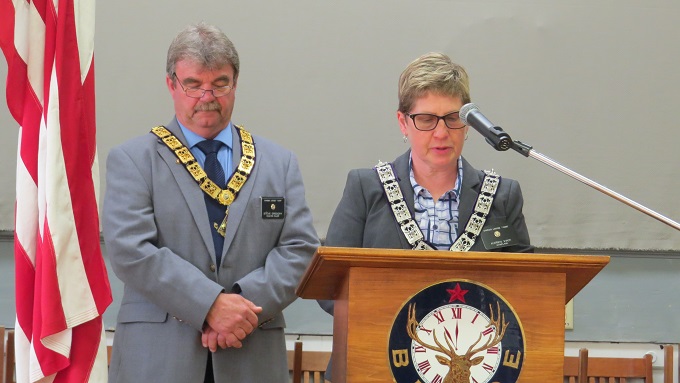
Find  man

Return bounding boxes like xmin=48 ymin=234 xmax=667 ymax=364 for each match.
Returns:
xmin=103 ymin=22 xmax=319 ymax=382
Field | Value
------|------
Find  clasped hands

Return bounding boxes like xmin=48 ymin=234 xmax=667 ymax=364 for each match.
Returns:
xmin=202 ymin=293 xmax=262 ymax=351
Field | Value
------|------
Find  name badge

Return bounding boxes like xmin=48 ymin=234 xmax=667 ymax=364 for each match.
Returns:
xmin=480 ymin=220 xmax=519 ymax=250
xmin=262 ymin=197 xmax=285 ymax=219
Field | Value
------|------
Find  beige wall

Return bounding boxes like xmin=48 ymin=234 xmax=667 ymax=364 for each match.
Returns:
xmin=1 ymin=1 xmax=680 ymax=250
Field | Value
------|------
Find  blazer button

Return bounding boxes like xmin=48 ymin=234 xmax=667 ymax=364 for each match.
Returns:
xmin=210 ymin=264 xmax=216 ymax=272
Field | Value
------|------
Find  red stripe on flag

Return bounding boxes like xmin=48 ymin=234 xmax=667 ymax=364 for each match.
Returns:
xmin=53 ymin=319 xmax=104 ymax=383
xmin=33 ymin=223 xmax=70 ymax=375
xmin=13 ymin=232 xmax=36 ymax=348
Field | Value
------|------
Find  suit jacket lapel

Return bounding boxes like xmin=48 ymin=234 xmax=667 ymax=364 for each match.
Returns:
xmin=458 ymin=156 xmax=482 ymax=234
xmin=222 ymin=124 xmax=258 ymax=256
xmin=162 ymin=120 xmax=216 ymax=259
xmin=393 ymin=151 xmax=415 ymax=249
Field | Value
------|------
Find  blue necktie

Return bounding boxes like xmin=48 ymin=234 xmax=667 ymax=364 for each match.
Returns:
xmin=196 ymin=139 xmax=226 ymax=267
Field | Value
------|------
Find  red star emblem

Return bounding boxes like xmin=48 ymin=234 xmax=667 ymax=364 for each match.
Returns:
xmin=447 ymin=283 xmax=469 ymax=303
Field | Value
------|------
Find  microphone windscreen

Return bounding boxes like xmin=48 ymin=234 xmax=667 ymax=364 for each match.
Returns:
xmin=459 ymin=103 xmax=479 ymax=125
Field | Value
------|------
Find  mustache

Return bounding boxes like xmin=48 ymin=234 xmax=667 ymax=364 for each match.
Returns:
xmin=194 ymin=102 xmax=221 ymax=112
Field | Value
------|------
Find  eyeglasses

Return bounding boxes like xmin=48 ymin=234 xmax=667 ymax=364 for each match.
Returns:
xmin=405 ymin=112 xmax=466 ymax=131
xmin=173 ymin=73 xmax=233 ymax=98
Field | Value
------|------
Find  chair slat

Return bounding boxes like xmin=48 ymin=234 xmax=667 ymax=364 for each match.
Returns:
xmin=663 ymin=345 xmax=674 ymax=383
xmin=1 ymin=326 xmax=6 ymax=383
xmin=292 ymin=342 xmax=302 ymax=383
xmin=5 ymin=330 xmax=14 ymax=383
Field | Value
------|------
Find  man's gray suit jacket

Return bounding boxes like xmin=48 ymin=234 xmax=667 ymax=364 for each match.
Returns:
xmin=103 ymin=119 xmax=319 ymax=382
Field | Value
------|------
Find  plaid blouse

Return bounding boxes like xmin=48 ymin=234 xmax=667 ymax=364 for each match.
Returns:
xmin=410 ymin=157 xmax=464 ymax=250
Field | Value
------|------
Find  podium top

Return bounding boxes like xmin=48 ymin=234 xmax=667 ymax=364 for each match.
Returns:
xmin=296 ymin=246 xmax=609 ymax=303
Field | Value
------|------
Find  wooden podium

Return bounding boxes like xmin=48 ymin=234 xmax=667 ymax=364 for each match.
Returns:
xmin=296 ymin=246 xmax=609 ymax=383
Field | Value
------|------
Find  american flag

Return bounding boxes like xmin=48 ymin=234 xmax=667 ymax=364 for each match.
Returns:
xmin=0 ymin=0 xmax=112 ymax=382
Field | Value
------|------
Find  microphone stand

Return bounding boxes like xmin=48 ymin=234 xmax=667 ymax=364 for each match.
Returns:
xmin=504 ymin=139 xmax=680 ymax=232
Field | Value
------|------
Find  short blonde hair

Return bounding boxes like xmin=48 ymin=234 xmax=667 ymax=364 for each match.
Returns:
xmin=398 ymin=52 xmax=471 ymax=113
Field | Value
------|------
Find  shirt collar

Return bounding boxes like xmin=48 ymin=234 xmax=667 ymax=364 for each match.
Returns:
xmin=178 ymin=121 xmax=234 ymax=150
xmin=408 ymin=154 xmax=464 ymax=200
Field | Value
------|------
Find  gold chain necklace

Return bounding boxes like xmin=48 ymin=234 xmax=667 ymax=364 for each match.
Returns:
xmin=151 ymin=125 xmax=256 ymax=236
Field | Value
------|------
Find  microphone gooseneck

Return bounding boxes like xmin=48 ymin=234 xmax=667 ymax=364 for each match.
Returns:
xmin=460 ymin=103 xmax=680 ymax=233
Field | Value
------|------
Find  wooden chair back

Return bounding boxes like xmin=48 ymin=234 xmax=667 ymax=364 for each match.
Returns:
xmin=565 ymin=347 xmax=659 ymax=383
xmin=564 ymin=344 xmax=675 ymax=383
xmin=1 ymin=326 xmax=5 ymax=383
xmin=662 ymin=344 xmax=673 ymax=383
xmin=4 ymin=329 xmax=14 ymax=383
xmin=287 ymin=341 xmax=331 ymax=383
xmin=290 ymin=341 xmax=302 ymax=382
xmin=564 ymin=348 xmax=589 ymax=383
xmin=107 ymin=344 xmax=113 ymax=367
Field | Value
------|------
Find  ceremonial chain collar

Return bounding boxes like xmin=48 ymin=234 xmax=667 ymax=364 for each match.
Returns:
xmin=151 ymin=125 xmax=256 ymax=236
xmin=375 ymin=161 xmax=500 ymax=252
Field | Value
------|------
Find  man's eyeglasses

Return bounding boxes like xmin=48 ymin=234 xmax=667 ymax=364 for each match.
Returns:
xmin=173 ymin=73 xmax=233 ymax=98
xmin=406 ymin=112 xmax=466 ymax=131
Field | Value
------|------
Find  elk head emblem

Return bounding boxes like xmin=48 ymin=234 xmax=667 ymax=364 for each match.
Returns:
xmin=407 ymin=302 xmax=508 ymax=383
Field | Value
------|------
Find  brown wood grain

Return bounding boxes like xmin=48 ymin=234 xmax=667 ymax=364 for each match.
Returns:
xmin=297 ymin=247 xmax=609 ymax=383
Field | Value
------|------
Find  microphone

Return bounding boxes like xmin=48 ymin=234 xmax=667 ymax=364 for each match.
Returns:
xmin=459 ymin=103 xmax=513 ymax=151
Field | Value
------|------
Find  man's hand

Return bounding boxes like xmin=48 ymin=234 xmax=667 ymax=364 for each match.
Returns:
xmin=202 ymin=293 xmax=262 ymax=351
xmin=202 ymin=326 xmax=232 ymax=351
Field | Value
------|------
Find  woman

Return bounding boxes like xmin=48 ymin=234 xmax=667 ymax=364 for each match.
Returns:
xmin=319 ymin=53 xmax=533 ymax=381
xmin=324 ymin=52 xmax=532 ymax=256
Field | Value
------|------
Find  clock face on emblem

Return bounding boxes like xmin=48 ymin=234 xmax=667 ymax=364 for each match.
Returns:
xmin=388 ymin=280 xmax=525 ymax=383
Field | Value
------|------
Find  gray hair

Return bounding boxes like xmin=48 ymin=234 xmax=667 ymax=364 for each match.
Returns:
xmin=166 ymin=22 xmax=240 ymax=79
xmin=398 ymin=52 xmax=471 ymax=113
